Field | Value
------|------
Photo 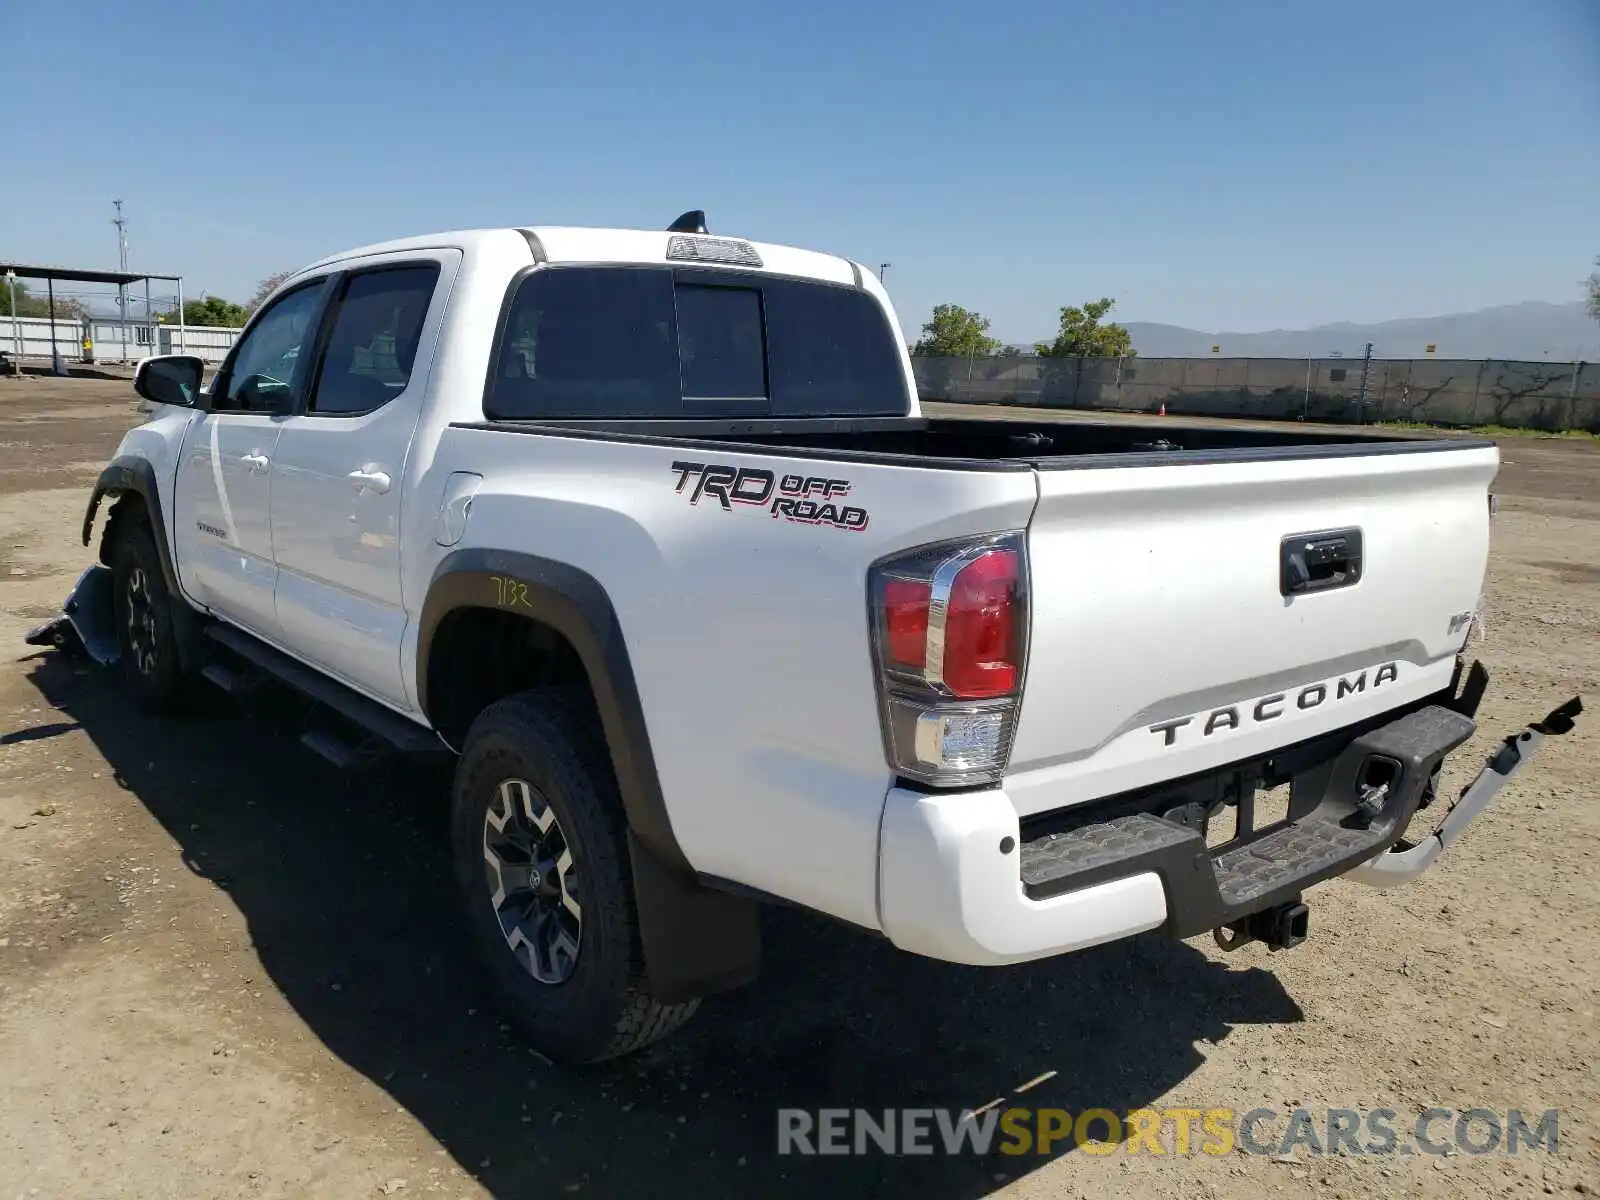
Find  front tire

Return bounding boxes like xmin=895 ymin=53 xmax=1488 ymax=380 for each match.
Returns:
xmin=451 ymin=690 xmax=699 ymax=1063
xmin=111 ymin=516 xmax=196 ymax=713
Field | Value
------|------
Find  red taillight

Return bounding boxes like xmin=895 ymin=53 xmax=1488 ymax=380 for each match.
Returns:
xmin=941 ymin=549 xmax=1018 ymax=698
xmin=876 ymin=543 xmax=1023 ymax=699
xmin=883 ymin=578 xmax=931 ymax=670
xmin=870 ymin=532 xmax=1028 ymax=788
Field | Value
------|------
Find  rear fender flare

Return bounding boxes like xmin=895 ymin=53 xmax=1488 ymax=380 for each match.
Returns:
xmin=417 ymin=548 xmax=761 ymax=1003
xmin=417 ymin=548 xmax=684 ymax=869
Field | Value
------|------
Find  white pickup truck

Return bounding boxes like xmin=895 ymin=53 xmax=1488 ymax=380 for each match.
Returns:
xmin=28 ymin=213 xmax=1580 ymax=1063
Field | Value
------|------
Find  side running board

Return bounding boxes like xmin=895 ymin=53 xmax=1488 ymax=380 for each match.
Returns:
xmin=204 ymin=623 xmax=446 ymax=758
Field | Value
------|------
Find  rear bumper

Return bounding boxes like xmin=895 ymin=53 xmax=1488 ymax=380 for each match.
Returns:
xmin=876 ymin=678 xmax=1581 ymax=967
xmin=1345 ymin=694 xmax=1581 ymax=887
xmin=877 ymin=788 xmax=1169 ymax=967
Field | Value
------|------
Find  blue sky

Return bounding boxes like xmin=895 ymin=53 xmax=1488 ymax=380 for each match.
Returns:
xmin=3 ymin=0 xmax=1597 ymax=342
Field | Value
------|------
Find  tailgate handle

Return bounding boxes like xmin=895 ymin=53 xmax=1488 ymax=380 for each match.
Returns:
xmin=1281 ymin=528 xmax=1362 ymax=596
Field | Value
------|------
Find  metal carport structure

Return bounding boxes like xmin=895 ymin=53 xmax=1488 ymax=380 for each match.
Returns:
xmin=2 ymin=261 xmax=187 ymax=373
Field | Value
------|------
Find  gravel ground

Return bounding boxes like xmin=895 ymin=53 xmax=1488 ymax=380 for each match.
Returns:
xmin=1 ymin=378 xmax=1595 ymax=1199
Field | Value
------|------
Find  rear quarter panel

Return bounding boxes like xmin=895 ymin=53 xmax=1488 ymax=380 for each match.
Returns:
xmin=421 ymin=426 xmax=1037 ymax=930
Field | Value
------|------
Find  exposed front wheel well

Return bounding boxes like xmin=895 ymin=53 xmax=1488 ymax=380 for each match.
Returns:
xmin=92 ymin=489 xmax=205 ymax=677
xmin=425 ymin=607 xmax=591 ymax=748
xmin=97 ymin=492 xmax=149 ymax=567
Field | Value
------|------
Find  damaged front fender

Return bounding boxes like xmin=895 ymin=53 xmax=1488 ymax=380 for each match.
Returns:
xmin=24 ymin=564 xmax=121 ymax=666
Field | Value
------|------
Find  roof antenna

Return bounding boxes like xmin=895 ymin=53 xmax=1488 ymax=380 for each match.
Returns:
xmin=667 ymin=209 xmax=708 ymax=234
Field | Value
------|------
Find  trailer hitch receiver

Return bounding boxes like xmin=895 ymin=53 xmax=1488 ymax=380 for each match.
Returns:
xmin=1214 ymin=899 xmax=1310 ymax=953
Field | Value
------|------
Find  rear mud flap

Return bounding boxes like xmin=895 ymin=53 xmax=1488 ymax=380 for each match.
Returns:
xmin=23 ymin=564 xmax=120 ymax=667
xmin=1346 ymin=695 xmax=1582 ymax=888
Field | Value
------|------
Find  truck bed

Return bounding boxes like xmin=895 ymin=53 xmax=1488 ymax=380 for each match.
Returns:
xmin=460 ymin=413 xmax=1485 ymax=471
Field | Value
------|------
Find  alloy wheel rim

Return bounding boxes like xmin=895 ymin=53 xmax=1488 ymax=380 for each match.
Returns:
xmin=125 ymin=566 xmax=158 ymax=677
xmin=482 ymin=778 xmax=582 ymax=984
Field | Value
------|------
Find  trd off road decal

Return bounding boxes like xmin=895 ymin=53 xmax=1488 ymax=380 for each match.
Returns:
xmin=670 ymin=461 xmax=870 ymax=532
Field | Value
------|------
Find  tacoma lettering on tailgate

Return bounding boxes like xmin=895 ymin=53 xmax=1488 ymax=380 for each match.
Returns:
xmin=1148 ymin=663 xmax=1400 ymax=746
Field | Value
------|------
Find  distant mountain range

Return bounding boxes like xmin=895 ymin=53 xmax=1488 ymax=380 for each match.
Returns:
xmin=1032 ymin=301 xmax=1598 ymax=361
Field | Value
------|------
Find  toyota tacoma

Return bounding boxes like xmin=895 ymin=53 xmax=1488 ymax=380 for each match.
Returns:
xmin=27 ymin=211 xmax=1581 ymax=1063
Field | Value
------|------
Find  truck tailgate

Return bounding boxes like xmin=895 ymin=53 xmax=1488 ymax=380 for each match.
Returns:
xmin=1005 ymin=441 xmax=1498 ymax=817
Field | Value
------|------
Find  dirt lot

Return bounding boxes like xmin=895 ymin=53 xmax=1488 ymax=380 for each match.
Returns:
xmin=1 ymin=378 xmax=1595 ymax=1199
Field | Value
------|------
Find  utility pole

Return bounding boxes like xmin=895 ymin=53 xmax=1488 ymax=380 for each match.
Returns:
xmin=112 ymin=199 xmax=130 ymax=361
xmin=878 ymin=263 xmax=891 ymax=284
xmin=6 ymin=269 xmax=19 ymax=376
xmin=47 ymin=277 xmax=62 ymax=374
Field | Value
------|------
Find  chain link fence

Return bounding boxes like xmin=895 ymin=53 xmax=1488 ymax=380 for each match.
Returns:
xmin=913 ymin=356 xmax=1599 ymax=433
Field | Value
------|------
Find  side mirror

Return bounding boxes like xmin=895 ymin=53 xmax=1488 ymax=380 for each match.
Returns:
xmin=134 ymin=355 xmax=206 ymax=408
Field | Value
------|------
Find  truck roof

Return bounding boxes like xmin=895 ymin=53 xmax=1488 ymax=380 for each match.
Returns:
xmin=299 ymin=225 xmax=868 ymax=291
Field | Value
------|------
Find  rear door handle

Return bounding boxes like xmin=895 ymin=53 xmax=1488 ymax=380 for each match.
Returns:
xmin=346 ymin=467 xmax=393 ymax=494
xmin=239 ymin=452 xmax=270 ymax=473
xmin=1280 ymin=528 xmax=1363 ymax=596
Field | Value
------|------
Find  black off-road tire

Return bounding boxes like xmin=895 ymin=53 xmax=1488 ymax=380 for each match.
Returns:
xmin=451 ymin=689 xmax=699 ymax=1064
xmin=110 ymin=514 xmax=197 ymax=713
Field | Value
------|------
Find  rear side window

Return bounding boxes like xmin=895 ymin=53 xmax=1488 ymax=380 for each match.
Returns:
xmin=486 ymin=265 xmax=908 ymax=420
xmin=309 ymin=264 xmax=441 ymax=416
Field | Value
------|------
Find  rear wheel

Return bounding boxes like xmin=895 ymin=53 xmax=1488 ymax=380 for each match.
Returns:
xmin=450 ymin=690 xmax=699 ymax=1063
xmin=110 ymin=516 xmax=196 ymax=713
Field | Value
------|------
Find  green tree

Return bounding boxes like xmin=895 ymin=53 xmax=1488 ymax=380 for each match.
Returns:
xmin=1586 ymin=255 xmax=1599 ymax=324
xmin=913 ymin=304 xmax=1001 ymax=358
xmin=161 ymin=295 xmax=249 ymax=327
xmin=2 ymin=280 xmax=88 ymax=320
xmin=1035 ymin=297 xmax=1135 ymax=358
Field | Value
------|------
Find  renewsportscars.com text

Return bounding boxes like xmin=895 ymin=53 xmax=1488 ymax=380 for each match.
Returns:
xmin=776 ymin=1106 xmax=1559 ymax=1158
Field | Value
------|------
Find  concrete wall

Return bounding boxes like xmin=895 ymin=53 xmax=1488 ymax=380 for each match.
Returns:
xmin=4 ymin=317 xmax=240 ymax=365
xmin=913 ymin=355 xmax=1600 ymax=433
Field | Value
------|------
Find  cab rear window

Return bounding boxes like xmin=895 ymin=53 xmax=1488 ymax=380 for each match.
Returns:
xmin=485 ymin=265 xmax=909 ymax=420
